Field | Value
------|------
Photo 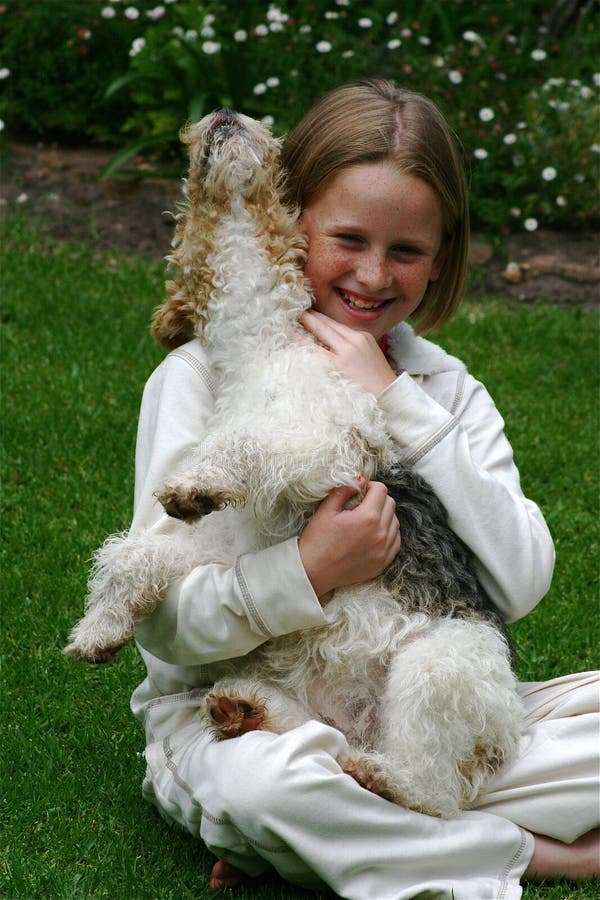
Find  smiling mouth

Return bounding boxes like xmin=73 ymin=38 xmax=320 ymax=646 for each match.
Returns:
xmin=337 ymin=288 xmax=394 ymax=310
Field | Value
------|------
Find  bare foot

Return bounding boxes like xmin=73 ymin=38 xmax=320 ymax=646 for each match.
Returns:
xmin=525 ymin=828 xmax=600 ymax=881
xmin=207 ymin=693 xmax=266 ymax=739
xmin=209 ymin=859 xmax=252 ymax=891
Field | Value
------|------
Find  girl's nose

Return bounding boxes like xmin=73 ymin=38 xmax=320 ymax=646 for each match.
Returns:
xmin=356 ymin=252 xmax=392 ymax=291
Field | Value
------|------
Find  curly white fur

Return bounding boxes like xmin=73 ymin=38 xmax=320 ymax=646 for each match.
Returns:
xmin=65 ymin=109 xmax=523 ymax=818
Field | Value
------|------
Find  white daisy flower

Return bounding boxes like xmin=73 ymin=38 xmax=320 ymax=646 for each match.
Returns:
xmin=531 ymin=49 xmax=547 ymax=61
xmin=479 ymin=107 xmax=494 ymax=122
xmin=129 ymin=37 xmax=146 ymax=56
xmin=448 ymin=70 xmax=463 ymax=84
xmin=541 ymin=167 xmax=557 ymax=181
xmin=474 ymin=148 xmax=488 ymax=160
xmin=147 ymin=6 xmax=165 ymax=21
xmin=316 ymin=40 xmax=332 ymax=52
xmin=524 ymin=218 xmax=538 ymax=231
xmin=267 ymin=6 xmax=288 ymax=23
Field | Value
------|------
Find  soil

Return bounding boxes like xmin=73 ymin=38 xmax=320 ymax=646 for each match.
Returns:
xmin=1 ymin=140 xmax=598 ymax=307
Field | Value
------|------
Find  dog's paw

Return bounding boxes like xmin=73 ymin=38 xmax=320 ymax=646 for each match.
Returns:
xmin=337 ymin=754 xmax=390 ymax=798
xmin=63 ymin=638 xmax=126 ymax=664
xmin=206 ymin=692 xmax=267 ymax=739
xmin=63 ymin=615 xmax=133 ymax=665
xmin=157 ymin=485 xmax=226 ymax=521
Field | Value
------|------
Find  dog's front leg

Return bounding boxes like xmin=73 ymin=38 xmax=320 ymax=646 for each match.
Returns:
xmin=158 ymin=435 xmax=250 ymax=521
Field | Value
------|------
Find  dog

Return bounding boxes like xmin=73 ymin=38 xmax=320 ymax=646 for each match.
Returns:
xmin=65 ymin=109 xmax=523 ymax=818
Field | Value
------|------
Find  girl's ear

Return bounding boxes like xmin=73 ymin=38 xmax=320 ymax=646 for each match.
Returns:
xmin=430 ymin=241 xmax=449 ymax=282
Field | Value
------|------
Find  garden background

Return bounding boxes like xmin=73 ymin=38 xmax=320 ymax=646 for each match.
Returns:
xmin=1 ymin=1 xmax=598 ymax=898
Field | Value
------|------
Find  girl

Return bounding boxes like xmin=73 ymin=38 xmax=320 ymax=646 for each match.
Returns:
xmin=130 ymin=80 xmax=599 ymax=898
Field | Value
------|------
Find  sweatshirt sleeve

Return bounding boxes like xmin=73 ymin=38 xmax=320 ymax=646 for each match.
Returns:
xmin=131 ymin=345 xmax=326 ymax=667
xmin=377 ymin=371 xmax=555 ymax=623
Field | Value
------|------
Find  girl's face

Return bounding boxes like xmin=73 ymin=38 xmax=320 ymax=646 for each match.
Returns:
xmin=301 ymin=161 xmax=447 ymax=341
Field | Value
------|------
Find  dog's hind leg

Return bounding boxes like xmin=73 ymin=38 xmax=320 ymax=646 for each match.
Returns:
xmin=203 ymin=678 xmax=310 ymax=740
xmin=64 ymin=530 xmax=194 ymax=663
xmin=376 ymin=618 xmax=523 ymax=818
xmin=336 ymin=749 xmax=396 ymax=799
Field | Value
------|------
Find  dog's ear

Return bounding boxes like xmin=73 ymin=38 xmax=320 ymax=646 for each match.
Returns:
xmin=151 ymin=282 xmax=197 ymax=349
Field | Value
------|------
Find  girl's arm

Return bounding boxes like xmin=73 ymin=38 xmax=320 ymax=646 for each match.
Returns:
xmin=299 ymin=311 xmax=554 ymax=623
xmin=378 ymin=371 xmax=554 ymax=622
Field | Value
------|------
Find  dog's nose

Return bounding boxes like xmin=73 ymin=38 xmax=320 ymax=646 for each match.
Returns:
xmin=215 ymin=107 xmax=237 ymax=122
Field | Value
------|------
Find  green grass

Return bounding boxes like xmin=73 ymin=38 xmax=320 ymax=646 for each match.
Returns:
xmin=1 ymin=222 xmax=598 ymax=899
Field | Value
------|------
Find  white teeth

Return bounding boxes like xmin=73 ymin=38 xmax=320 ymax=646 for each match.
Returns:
xmin=339 ymin=289 xmax=387 ymax=310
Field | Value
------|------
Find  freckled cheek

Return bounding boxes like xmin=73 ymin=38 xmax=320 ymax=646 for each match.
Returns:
xmin=305 ymin=246 xmax=350 ymax=294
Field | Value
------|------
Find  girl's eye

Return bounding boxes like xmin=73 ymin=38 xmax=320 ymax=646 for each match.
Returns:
xmin=391 ymin=245 xmax=421 ymax=257
xmin=392 ymin=244 xmax=419 ymax=253
xmin=337 ymin=233 xmax=364 ymax=244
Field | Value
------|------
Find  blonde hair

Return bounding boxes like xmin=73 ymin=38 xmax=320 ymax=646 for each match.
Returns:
xmin=281 ymin=79 xmax=469 ymax=333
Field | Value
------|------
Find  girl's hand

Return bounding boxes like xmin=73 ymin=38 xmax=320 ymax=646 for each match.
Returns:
xmin=299 ymin=309 xmax=398 ymax=396
xmin=298 ymin=481 xmax=401 ymax=600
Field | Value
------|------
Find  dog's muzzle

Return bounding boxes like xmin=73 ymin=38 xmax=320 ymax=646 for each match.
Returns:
xmin=203 ymin=108 xmax=244 ymax=158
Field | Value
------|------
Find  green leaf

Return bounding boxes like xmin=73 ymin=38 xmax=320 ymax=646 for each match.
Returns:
xmin=99 ymin=132 xmax=177 ymax=178
xmin=188 ymin=94 xmax=207 ymax=124
xmin=104 ymin=72 xmax=145 ymax=100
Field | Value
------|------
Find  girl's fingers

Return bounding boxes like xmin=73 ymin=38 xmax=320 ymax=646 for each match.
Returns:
xmin=299 ymin=309 xmax=347 ymax=344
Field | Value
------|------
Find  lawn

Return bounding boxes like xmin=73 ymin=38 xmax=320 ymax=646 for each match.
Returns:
xmin=1 ymin=222 xmax=598 ymax=899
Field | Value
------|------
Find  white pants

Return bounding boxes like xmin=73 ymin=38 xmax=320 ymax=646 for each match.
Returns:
xmin=142 ymin=672 xmax=599 ymax=899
